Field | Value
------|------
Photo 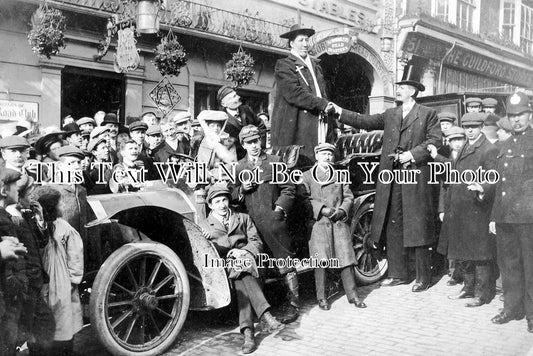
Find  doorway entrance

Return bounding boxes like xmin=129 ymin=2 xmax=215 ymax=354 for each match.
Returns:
xmin=61 ymin=66 xmax=125 ymax=125
xmin=319 ymin=52 xmax=372 ymax=115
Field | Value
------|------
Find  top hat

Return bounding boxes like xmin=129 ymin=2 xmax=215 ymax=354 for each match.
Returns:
xmin=396 ymin=64 xmax=425 ymax=92
xmin=280 ymin=24 xmax=316 ymax=40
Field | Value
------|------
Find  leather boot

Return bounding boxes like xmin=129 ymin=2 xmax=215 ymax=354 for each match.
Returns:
xmin=448 ymin=272 xmax=474 ymax=299
xmin=279 ymin=272 xmax=300 ymax=324
xmin=466 ymin=264 xmax=493 ymax=307
xmin=259 ymin=311 xmax=285 ymax=334
xmin=241 ymin=327 xmax=257 ymax=354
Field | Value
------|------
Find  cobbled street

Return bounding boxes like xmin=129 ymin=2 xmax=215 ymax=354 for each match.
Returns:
xmin=72 ymin=273 xmax=533 ymax=356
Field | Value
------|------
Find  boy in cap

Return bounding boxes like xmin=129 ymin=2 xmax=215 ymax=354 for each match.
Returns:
xmin=482 ymin=113 xmax=499 ymax=144
xmin=100 ymin=113 xmax=120 ymax=150
xmin=145 ymin=125 xmax=163 ymax=158
xmin=199 ymin=184 xmax=283 ymax=354
xmin=153 ymin=117 xmax=182 ymax=163
xmin=465 ymin=97 xmax=482 ymax=113
xmin=482 ymin=98 xmax=498 ymax=114
xmin=63 ymin=122 xmax=83 ymax=149
xmin=302 ymin=143 xmax=366 ymax=310
xmin=233 ymin=125 xmax=300 ymax=322
xmin=141 ymin=111 xmax=159 ymax=126
xmin=85 ymin=137 xmax=113 ymax=195
xmin=440 ymin=112 xmax=498 ymax=306
xmin=496 ymin=116 xmax=513 ymax=143
xmin=77 ymin=117 xmax=96 ymax=133
xmin=217 ymin=86 xmax=266 ymax=159
xmin=489 ymin=92 xmax=533 ymax=332
xmin=128 ymin=120 xmax=149 ymax=156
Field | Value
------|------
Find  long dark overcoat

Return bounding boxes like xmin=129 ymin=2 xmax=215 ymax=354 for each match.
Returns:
xmin=232 ymin=152 xmax=295 ymax=261
xmin=271 ymin=54 xmax=332 ymax=158
xmin=301 ymin=166 xmax=356 ymax=268
xmin=438 ymin=134 xmax=498 ymax=260
xmin=339 ymin=103 xmax=442 ymax=247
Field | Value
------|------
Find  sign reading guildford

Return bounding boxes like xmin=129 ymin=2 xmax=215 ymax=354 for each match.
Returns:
xmin=402 ymin=32 xmax=533 ymax=88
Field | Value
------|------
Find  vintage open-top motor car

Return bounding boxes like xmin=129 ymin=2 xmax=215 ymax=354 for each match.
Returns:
xmin=81 ymin=130 xmax=386 ymax=356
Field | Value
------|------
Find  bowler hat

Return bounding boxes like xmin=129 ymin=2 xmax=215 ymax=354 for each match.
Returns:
xmin=314 ymin=142 xmax=336 ymax=154
xmin=506 ymin=92 xmax=532 ymax=115
xmin=482 ymin=98 xmax=497 ymax=107
xmin=34 ymin=133 xmax=64 ymax=155
xmin=0 ymin=168 xmax=21 ymax=185
xmin=206 ymin=184 xmax=231 ymax=202
xmin=129 ymin=121 xmax=148 ymax=132
xmin=438 ymin=112 xmax=457 ymax=123
xmin=461 ymin=112 xmax=486 ymax=126
xmin=217 ymin=86 xmax=235 ymax=104
xmin=444 ymin=126 xmax=465 ymax=140
xmin=280 ymin=24 xmax=315 ymax=40
xmin=63 ymin=123 xmax=80 ymax=135
xmin=239 ymin=125 xmax=261 ymax=144
xmin=101 ymin=113 xmax=119 ymax=125
xmin=0 ymin=136 xmax=30 ymax=150
xmin=56 ymin=145 xmax=84 ymax=160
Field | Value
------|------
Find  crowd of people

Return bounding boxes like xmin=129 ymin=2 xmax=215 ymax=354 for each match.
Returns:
xmin=0 ymin=23 xmax=532 ymax=356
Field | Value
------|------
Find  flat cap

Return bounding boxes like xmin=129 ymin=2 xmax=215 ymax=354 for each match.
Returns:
xmin=461 ymin=112 xmax=486 ymax=126
xmin=206 ymin=183 xmax=231 ymax=202
xmin=497 ymin=116 xmax=513 ymax=131
xmin=506 ymin=92 xmax=532 ymax=115
xmin=465 ymin=97 xmax=482 ymax=106
xmin=129 ymin=121 xmax=148 ymax=132
xmin=101 ymin=113 xmax=119 ymax=125
xmin=444 ymin=126 xmax=465 ymax=140
xmin=438 ymin=112 xmax=457 ymax=123
xmin=34 ymin=132 xmax=64 ymax=155
xmin=146 ymin=125 xmax=162 ymax=136
xmin=217 ymin=85 xmax=235 ymax=104
xmin=0 ymin=168 xmax=22 ymax=185
xmin=90 ymin=126 xmax=111 ymax=140
xmin=314 ymin=142 xmax=336 ymax=154
xmin=484 ymin=114 xmax=500 ymax=127
xmin=173 ymin=111 xmax=192 ymax=125
xmin=239 ymin=125 xmax=261 ymax=143
xmin=87 ymin=137 xmax=107 ymax=152
xmin=197 ymin=110 xmax=227 ymax=122
xmin=77 ymin=117 xmax=96 ymax=127
xmin=56 ymin=145 xmax=85 ymax=159
xmin=482 ymin=98 xmax=498 ymax=107
xmin=0 ymin=136 xmax=30 ymax=149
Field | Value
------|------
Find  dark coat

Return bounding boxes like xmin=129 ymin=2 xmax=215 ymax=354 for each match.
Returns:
xmin=199 ymin=210 xmax=262 ymax=259
xmin=302 ymin=166 xmax=356 ymax=268
xmin=271 ymin=54 xmax=332 ymax=158
xmin=224 ymin=105 xmax=267 ymax=159
xmin=491 ymin=128 xmax=533 ymax=223
xmin=232 ymin=153 xmax=295 ymax=261
xmin=339 ymin=103 xmax=442 ymax=247
xmin=438 ymin=135 xmax=498 ymax=260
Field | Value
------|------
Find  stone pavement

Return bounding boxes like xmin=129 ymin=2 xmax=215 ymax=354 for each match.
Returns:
xmin=73 ymin=273 xmax=533 ymax=356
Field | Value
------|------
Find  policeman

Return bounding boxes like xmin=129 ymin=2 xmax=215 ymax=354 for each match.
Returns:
xmin=489 ymin=92 xmax=533 ymax=333
xmin=465 ymin=97 xmax=482 ymax=113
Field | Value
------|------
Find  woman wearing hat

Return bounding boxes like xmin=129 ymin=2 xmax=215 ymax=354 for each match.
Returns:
xmin=271 ymin=24 xmax=335 ymax=160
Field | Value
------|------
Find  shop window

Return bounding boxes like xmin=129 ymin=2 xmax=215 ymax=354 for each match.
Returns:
xmin=61 ymin=66 xmax=125 ymax=125
xmin=521 ymin=2 xmax=533 ymax=54
xmin=457 ymin=0 xmax=476 ymax=32
xmin=431 ymin=0 xmax=479 ymax=33
xmin=502 ymin=1 xmax=516 ymax=41
xmin=193 ymin=83 xmax=269 ymax=117
xmin=432 ymin=0 xmax=449 ymax=22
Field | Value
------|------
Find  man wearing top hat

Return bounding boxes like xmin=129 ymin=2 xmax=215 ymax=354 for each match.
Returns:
xmin=232 ymin=125 xmax=299 ymax=323
xmin=217 ymin=86 xmax=266 ymax=159
xmin=488 ymin=92 xmax=533 ymax=332
xmin=271 ymin=24 xmax=336 ymax=160
xmin=440 ymin=112 xmax=498 ymax=307
xmin=331 ymin=78 xmax=442 ymax=292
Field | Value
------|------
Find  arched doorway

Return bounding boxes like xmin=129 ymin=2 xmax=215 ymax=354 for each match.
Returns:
xmin=319 ymin=52 xmax=373 ymax=114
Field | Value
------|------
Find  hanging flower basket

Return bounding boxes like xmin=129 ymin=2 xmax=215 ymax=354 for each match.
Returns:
xmin=152 ymin=31 xmax=188 ymax=76
xmin=27 ymin=4 xmax=67 ymax=59
xmin=224 ymin=45 xmax=255 ymax=88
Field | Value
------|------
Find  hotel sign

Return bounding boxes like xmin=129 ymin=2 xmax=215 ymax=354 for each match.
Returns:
xmin=402 ymin=32 xmax=533 ymax=88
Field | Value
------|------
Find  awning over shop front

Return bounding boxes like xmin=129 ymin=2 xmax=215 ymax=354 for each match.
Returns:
xmin=401 ymin=31 xmax=533 ymax=88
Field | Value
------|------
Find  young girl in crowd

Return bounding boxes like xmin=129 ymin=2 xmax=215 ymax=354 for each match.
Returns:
xmin=34 ymin=186 xmax=84 ymax=356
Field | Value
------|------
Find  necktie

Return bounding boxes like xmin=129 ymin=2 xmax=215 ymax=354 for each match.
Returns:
xmin=223 ymin=217 xmax=229 ymax=230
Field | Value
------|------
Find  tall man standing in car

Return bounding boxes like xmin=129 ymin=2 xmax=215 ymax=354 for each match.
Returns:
xmin=332 ymin=79 xmax=441 ymax=292
xmin=271 ymin=24 xmax=336 ymax=161
xmin=490 ymin=92 xmax=533 ymax=332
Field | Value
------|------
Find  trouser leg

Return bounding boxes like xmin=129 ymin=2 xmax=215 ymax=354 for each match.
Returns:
xmin=517 ymin=224 xmax=533 ymax=320
xmin=460 ymin=261 xmax=476 ymax=295
xmin=497 ymin=223 xmax=525 ymax=316
xmin=413 ymin=246 xmax=431 ymax=285
xmin=340 ymin=266 xmax=358 ymax=301
xmin=235 ymin=274 xmax=271 ymax=332
xmin=314 ymin=268 xmax=327 ymax=300
xmin=475 ymin=262 xmax=494 ymax=302
xmin=234 ymin=278 xmax=254 ymax=332
xmin=0 ymin=299 xmax=22 ymax=356
xmin=384 ymin=183 xmax=408 ymax=280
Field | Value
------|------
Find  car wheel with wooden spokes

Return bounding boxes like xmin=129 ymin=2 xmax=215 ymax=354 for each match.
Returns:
xmin=90 ymin=242 xmax=190 ymax=356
